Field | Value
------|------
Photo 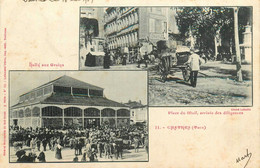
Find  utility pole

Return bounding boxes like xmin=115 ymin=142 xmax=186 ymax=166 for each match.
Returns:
xmin=233 ymin=7 xmax=243 ymax=82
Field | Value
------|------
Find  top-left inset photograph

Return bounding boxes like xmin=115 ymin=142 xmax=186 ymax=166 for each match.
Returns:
xmin=79 ymin=7 xmax=177 ymax=70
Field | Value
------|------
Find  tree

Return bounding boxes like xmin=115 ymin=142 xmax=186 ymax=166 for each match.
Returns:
xmin=233 ymin=7 xmax=243 ymax=81
xmin=175 ymin=7 xmax=234 ymax=58
xmin=175 ymin=7 xmax=252 ymax=82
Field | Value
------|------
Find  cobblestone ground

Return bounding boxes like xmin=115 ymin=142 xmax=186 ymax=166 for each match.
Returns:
xmin=149 ymin=61 xmax=252 ymax=106
xmin=10 ymin=146 xmax=148 ymax=162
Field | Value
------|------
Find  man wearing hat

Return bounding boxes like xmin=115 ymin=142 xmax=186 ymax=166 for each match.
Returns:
xmin=185 ymin=48 xmax=204 ymax=87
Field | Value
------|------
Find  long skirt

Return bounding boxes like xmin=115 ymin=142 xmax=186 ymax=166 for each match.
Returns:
xmin=55 ymin=148 xmax=62 ymax=160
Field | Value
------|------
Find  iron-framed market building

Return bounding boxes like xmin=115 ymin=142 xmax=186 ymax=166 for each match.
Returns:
xmin=10 ymin=75 xmax=130 ymax=129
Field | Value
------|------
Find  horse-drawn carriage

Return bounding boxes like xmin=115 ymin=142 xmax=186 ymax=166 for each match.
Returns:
xmin=156 ymin=41 xmax=191 ymax=83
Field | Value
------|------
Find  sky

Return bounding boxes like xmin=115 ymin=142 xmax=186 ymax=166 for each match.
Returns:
xmin=9 ymin=71 xmax=147 ymax=106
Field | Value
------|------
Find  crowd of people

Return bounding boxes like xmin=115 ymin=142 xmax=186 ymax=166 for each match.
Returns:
xmin=10 ymin=124 xmax=148 ymax=162
xmin=103 ymin=50 xmax=157 ymax=69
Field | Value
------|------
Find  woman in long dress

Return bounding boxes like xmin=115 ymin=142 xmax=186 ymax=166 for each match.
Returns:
xmin=55 ymin=143 xmax=62 ymax=160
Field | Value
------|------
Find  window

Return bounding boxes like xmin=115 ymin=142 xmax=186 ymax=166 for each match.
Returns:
xmin=89 ymin=89 xmax=103 ymax=97
xmin=53 ymin=86 xmax=71 ymax=94
xmin=101 ymin=108 xmax=115 ymax=117
xmin=84 ymin=108 xmax=100 ymax=117
xmin=36 ymin=89 xmax=43 ymax=97
xmin=64 ymin=107 xmax=82 ymax=117
xmin=25 ymin=108 xmax=31 ymax=117
xmin=24 ymin=94 xmax=30 ymax=101
xmin=32 ymin=107 xmax=40 ymax=117
xmin=72 ymin=88 xmax=88 ymax=96
xmin=42 ymin=106 xmax=62 ymax=116
xmin=132 ymin=111 xmax=135 ymax=116
xmin=155 ymin=19 xmax=162 ymax=33
xmin=149 ymin=18 xmax=155 ymax=33
xmin=13 ymin=111 xmax=18 ymax=118
xmin=30 ymin=92 xmax=35 ymax=99
xmin=117 ymin=109 xmax=130 ymax=117
xmin=20 ymin=96 xmax=25 ymax=102
xmin=44 ymin=85 xmax=52 ymax=95
xmin=18 ymin=110 xmax=24 ymax=118
xmin=163 ymin=22 xmax=167 ymax=33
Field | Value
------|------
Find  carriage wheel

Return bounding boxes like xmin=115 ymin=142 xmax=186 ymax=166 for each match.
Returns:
xmin=182 ymin=68 xmax=190 ymax=82
xmin=158 ymin=64 xmax=167 ymax=83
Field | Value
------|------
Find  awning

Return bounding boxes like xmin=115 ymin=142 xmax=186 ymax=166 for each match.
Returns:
xmin=88 ymin=51 xmax=105 ymax=56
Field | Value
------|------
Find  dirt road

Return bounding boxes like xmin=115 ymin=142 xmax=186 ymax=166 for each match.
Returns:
xmin=149 ymin=61 xmax=252 ymax=106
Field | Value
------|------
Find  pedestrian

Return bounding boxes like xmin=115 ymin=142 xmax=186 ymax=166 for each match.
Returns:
xmin=18 ymin=151 xmax=31 ymax=163
xmin=73 ymin=154 xmax=79 ymax=162
xmin=15 ymin=148 xmax=26 ymax=162
xmin=69 ymin=137 xmax=74 ymax=149
xmin=103 ymin=52 xmax=110 ymax=69
xmin=37 ymin=150 xmax=46 ymax=162
xmin=85 ymin=140 xmax=91 ymax=152
xmin=137 ymin=51 xmax=149 ymax=68
xmin=144 ymin=136 xmax=148 ymax=154
xmin=137 ymin=51 xmax=143 ymax=68
xmin=140 ymin=132 xmax=144 ymax=146
xmin=113 ymin=143 xmax=118 ymax=159
xmin=185 ymin=48 xmax=204 ymax=87
xmin=134 ymin=137 xmax=139 ymax=153
xmin=122 ymin=53 xmax=127 ymax=65
xmin=78 ymin=139 xmax=83 ymax=155
xmin=28 ymin=151 xmax=37 ymax=162
xmin=89 ymin=148 xmax=97 ymax=162
xmin=104 ymin=141 xmax=110 ymax=159
xmin=81 ymin=152 xmax=87 ymax=162
xmin=74 ymin=139 xmax=79 ymax=156
xmin=30 ymin=138 xmax=36 ymax=152
xmin=110 ymin=51 xmax=114 ymax=66
xmin=42 ymin=138 xmax=47 ymax=151
xmin=97 ymin=141 xmax=103 ymax=158
xmin=55 ymin=143 xmax=62 ymax=160
xmin=36 ymin=138 xmax=41 ymax=151
xmin=117 ymin=142 xmax=123 ymax=159
xmin=143 ymin=52 xmax=149 ymax=68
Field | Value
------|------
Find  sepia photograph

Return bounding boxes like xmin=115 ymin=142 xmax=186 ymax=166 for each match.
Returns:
xmin=0 ymin=1 xmax=259 ymax=168
xmin=78 ymin=6 xmax=252 ymax=107
xmin=9 ymin=71 xmax=148 ymax=162
xmin=79 ymin=7 xmax=178 ymax=70
xmin=147 ymin=7 xmax=253 ymax=106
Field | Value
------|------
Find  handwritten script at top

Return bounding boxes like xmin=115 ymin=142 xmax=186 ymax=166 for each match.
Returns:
xmin=22 ymin=0 xmax=93 ymax=3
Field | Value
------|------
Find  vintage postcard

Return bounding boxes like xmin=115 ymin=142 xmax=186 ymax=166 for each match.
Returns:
xmin=0 ymin=0 xmax=259 ymax=168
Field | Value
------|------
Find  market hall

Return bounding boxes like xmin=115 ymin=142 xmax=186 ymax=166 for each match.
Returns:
xmin=10 ymin=75 xmax=130 ymax=129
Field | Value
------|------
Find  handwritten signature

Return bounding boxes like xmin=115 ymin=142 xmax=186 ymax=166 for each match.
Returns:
xmin=236 ymin=149 xmax=252 ymax=168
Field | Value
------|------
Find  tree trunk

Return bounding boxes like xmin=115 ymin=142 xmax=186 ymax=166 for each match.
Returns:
xmin=214 ymin=35 xmax=218 ymax=60
xmin=233 ymin=7 xmax=243 ymax=82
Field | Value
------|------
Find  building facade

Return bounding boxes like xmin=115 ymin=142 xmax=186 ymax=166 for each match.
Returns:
xmin=125 ymin=101 xmax=147 ymax=123
xmin=104 ymin=7 xmax=171 ymax=60
xmin=80 ymin=8 xmax=105 ymax=67
xmin=10 ymin=76 xmax=130 ymax=129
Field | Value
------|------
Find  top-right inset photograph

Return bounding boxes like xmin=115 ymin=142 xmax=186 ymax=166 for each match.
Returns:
xmin=148 ymin=6 xmax=253 ymax=107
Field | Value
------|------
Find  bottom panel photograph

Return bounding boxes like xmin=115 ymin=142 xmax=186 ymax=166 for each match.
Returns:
xmin=9 ymin=71 xmax=148 ymax=163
